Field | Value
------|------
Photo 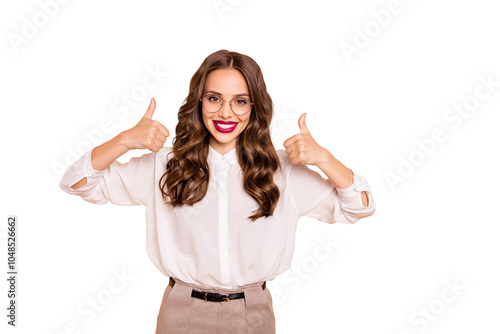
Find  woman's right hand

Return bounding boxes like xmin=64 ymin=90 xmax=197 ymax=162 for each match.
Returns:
xmin=121 ymin=97 xmax=170 ymax=152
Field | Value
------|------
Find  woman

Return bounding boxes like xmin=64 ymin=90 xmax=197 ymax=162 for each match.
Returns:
xmin=59 ymin=49 xmax=376 ymax=333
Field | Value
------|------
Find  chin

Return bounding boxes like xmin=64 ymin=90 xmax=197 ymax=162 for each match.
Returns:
xmin=214 ymin=135 xmax=237 ymax=144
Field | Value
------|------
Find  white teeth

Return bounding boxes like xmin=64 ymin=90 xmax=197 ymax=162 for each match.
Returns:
xmin=215 ymin=122 xmax=237 ymax=129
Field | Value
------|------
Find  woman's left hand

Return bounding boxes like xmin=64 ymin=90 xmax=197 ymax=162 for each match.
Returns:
xmin=283 ymin=113 xmax=327 ymax=166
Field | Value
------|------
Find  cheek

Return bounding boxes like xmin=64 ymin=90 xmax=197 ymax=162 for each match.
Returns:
xmin=202 ymin=113 xmax=211 ymax=128
xmin=241 ymin=113 xmax=252 ymax=129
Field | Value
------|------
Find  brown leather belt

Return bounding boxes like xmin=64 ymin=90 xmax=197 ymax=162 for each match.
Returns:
xmin=169 ymin=277 xmax=266 ymax=302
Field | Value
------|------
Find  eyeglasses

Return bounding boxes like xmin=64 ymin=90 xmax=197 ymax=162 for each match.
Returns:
xmin=200 ymin=93 xmax=253 ymax=115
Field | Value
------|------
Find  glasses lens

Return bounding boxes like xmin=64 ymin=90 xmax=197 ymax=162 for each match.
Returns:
xmin=231 ymin=97 xmax=252 ymax=115
xmin=202 ymin=95 xmax=222 ymax=112
xmin=201 ymin=94 xmax=252 ymax=114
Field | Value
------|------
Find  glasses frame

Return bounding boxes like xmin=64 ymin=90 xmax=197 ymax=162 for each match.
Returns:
xmin=199 ymin=93 xmax=253 ymax=115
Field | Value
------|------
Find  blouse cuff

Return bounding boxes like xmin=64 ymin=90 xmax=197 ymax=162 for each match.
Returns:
xmin=59 ymin=147 xmax=105 ymax=193
xmin=82 ymin=147 xmax=104 ymax=177
xmin=336 ymin=173 xmax=371 ymax=200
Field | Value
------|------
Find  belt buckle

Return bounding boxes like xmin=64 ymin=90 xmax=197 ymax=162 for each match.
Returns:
xmin=202 ymin=291 xmax=230 ymax=302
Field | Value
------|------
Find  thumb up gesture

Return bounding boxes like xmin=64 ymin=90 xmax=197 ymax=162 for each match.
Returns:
xmin=122 ymin=97 xmax=170 ymax=152
xmin=283 ymin=113 xmax=326 ymax=166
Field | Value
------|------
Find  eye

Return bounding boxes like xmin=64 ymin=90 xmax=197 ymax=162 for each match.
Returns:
xmin=207 ymin=95 xmax=221 ymax=102
xmin=234 ymin=98 xmax=249 ymax=105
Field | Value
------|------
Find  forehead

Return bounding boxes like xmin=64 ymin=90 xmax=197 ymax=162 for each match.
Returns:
xmin=204 ymin=69 xmax=249 ymax=95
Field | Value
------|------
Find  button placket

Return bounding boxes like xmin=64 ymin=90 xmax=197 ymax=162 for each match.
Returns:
xmin=216 ymin=158 xmax=231 ymax=285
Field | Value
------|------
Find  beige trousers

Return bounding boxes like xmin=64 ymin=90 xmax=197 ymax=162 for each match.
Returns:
xmin=155 ymin=277 xmax=276 ymax=334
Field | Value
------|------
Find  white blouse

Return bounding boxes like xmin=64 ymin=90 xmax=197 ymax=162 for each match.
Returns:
xmin=59 ymin=145 xmax=376 ymax=289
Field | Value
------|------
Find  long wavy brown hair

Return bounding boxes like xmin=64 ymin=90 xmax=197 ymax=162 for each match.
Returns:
xmin=159 ymin=49 xmax=281 ymax=222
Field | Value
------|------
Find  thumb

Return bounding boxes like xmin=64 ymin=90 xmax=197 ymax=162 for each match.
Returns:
xmin=298 ymin=113 xmax=309 ymax=133
xmin=143 ymin=97 xmax=156 ymax=119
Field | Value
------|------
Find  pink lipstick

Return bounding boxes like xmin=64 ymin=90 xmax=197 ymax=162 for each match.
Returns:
xmin=213 ymin=120 xmax=238 ymax=133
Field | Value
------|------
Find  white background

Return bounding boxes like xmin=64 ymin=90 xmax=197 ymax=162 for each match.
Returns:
xmin=1 ymin=0 xmax=499 ymax=333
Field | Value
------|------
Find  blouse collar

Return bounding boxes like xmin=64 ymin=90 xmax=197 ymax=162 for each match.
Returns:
xmin=208 ymin=144 xmax=238 ymax=165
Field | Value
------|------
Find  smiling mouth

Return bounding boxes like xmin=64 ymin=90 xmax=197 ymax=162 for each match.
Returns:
xmin=213 ymin=121 xmax=238 ymax=129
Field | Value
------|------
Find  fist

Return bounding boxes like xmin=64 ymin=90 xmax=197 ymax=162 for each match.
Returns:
xmin=122 ymin=97 xmax=170 ymax=152
xmin=283 ymin=113 xmax=325 ymax=165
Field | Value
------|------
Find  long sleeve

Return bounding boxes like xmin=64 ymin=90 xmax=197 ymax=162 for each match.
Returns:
xmin=288 ymin=159 xmax=376 ymax=224
xmin=59 ymin=147 xmax=156 ymax=206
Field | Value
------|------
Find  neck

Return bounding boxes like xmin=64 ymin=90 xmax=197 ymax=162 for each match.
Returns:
xmin=209 ymin=141 xmax=236 ymax=156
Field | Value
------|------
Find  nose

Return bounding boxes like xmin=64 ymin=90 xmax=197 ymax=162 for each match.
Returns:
xmin=218 ymin=99 xmax=233 ymax=118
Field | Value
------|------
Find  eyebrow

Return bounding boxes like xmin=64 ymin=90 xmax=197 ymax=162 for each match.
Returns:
xmin=203 ymin=90 xmax=250 ymax=97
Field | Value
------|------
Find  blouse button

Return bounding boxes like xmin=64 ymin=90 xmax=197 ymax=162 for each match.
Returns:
xmin=87 ymin=170 xmax=92 ymax=176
